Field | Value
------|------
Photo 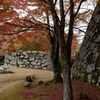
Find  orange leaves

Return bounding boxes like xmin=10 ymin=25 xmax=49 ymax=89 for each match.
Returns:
xmin=0 ymin=0 xmax=49 ymax=34
xmin=0 ymin=0 xmax=49 ymax=53
xmin=17 ymin=32 xmax=34 ymax=42
xmin=17 ymin=30 xmax=50 ymax=51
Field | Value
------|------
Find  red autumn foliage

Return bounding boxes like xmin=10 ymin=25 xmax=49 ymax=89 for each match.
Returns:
xmin=0 ymin=0 xmax=79 ymax=55
xmin=19 ymin=79 xmax=100 ymax=100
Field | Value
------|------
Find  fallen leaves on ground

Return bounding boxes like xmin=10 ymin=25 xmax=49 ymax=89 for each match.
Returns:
xmin=19 ymin=79 xmax=100 ymax=100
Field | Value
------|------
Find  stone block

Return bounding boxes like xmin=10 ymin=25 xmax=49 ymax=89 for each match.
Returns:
xmin=4 ymin=59 xmax=9 ymax=64
xmin=42 ymin=67 xmax=47 ymax=70
xmin=34 ymin=66 xmax=39 ymax=69
xmin=25 ymin=55 xmax=29 ymax=58
xmin=31 ymin=61 xmax=37 ymax=65
xmin=37 ymin=53 xmax=44 ymax=57
xmin=5 ymin=54 xmax=9 ymax=59
xmin=38 ymin=66 xmax=42 ymax=69
xmin=23 ymin=52 xmax=27 ymax=55
xmin=24 ymin=61 xmax=29 ymax=65
xmin=20 ymin=55 xmax=24 ymax=58
xmin=86 ymin=64 xmax=95 ymax=73
xmin=9 ymin=56 xmax=15 ymax=61
xmin=10 ymin=61 xmax=17 ymax=65
xmin=29 ymin=57 xmax=35 ymax=61
xmin=38 ymin=51 xmax=44 ymax=54
xmin=16 ymin=52 xmax=21 ymax=56
xmin=41 ymin=62 xmax=49 ymax=67
xmin=32 ymin=51 xmax=38 ymax=53
xmin=87 ymin=74 xmax=92 ymax=83
xmin=11 ymin=52 xmax=16 ymax=56
xmin=19 ymin=65 xmax=23 ymax=68
xmin=27 ymin=51 xmax=31 ymax=53
xmin=98 ymin=75 xmax=100 ymax=83
xmin=18 ymin=61 xmax=23 ymax=65
xmin=37 ymin=62 xmax=41 ymax=66
xmin=4 ymin=51 xmax=52 ymax=70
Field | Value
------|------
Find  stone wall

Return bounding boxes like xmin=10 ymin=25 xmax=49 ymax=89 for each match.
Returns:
xmin=71 ymin=4 xmax=100 ymax=86
xmin=4 ymin=51 xmax=52 ymax=70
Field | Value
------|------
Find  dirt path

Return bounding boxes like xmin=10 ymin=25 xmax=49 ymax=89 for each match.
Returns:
xmin=0 ymin=80 xmax=23 ymax=93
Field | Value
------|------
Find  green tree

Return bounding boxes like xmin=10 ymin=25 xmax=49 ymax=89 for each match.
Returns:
xmin=19 ymin=39 xmax=40 ymax=51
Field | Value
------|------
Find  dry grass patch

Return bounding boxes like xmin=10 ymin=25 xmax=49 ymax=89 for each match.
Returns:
xmin=0 ymin=67 xmax=53 ymax=83
xmin=0 ymin=81 xmax=63 ymax=100
xmin=0 ymin=67 xmax=54 ymax=100
xmin=1 ymin=67 xmax=100 ymax=100
xmin=0 ymin=82 xmax=24 ymax=100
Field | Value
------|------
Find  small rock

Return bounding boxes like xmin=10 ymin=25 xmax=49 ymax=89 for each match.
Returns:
xmin=23 ymin=82 xmax=30 ymax=87
xmin=38 ymin=80 xmax=44 ymax=85
xmin=26 ymin=76 xmax=33 ymax=82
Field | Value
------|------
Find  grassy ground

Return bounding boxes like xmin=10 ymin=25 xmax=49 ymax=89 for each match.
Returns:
xmin=0 ymin=67 xmax=100 ymax=100
xmin=0 ymin=67 xmax=54 ymax=100
xmin=0 ymin=67 xmax=53 ymax=82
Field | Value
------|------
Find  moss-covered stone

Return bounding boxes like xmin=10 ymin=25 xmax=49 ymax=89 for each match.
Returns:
xmin=92 ymin=71 xmax=100 ymax=84
xmin=80 ymin=73 xmax=88 ymax=82
xmin=74 ymin=51 xmax=79 ymax=59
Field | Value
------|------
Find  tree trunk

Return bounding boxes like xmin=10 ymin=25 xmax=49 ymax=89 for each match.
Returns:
xmin=48 ymin=0 xmax=73 ymax=99
xmin=0 ymin=56 xmax=5 ymax=65
xmin=71 ymin=3 xmax=100 ymax=85
xmin=49 ymin=34 xmax=63 ymax=83
xmin=46 ymin=11 xmax=63 ymax=83
xmin=61 ymin=47 xmax=73 ymax=100
xmin=51 ymin=39 xmax=63 ymax=83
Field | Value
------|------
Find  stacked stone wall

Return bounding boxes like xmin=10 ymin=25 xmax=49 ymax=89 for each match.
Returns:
xmin=4 ymin=51 xmax=52 ymax=70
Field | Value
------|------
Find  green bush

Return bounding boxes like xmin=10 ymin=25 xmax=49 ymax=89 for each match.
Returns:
xmin=19 ymin=40 xmax=40 ymax=51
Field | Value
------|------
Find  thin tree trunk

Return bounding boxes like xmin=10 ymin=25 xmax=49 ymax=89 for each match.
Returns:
xmin=60 ymin=0 xmax=74 ymax=99
xmin=51 ymin=38 xmax=63 ymax=83
xmin=46 ymin=12 xmax=63 ymax=83
xmin=48 ymin=34 xmax=63 ymax=83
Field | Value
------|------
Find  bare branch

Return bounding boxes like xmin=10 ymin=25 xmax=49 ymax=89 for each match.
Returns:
xmin=42 ymin=0 xmax=48 ymax=4
xmin=65 ymin=7 xmax=70 ymax=17
xmin=54 ymin=0 xmax=57 ymax=6
xmin=5 ymin=22 xmax=25 ymax=28
xmin=74 ymin=0 xmax=87 ymax=18
xmin=73 ymin=27 xmax=86 ymax=33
